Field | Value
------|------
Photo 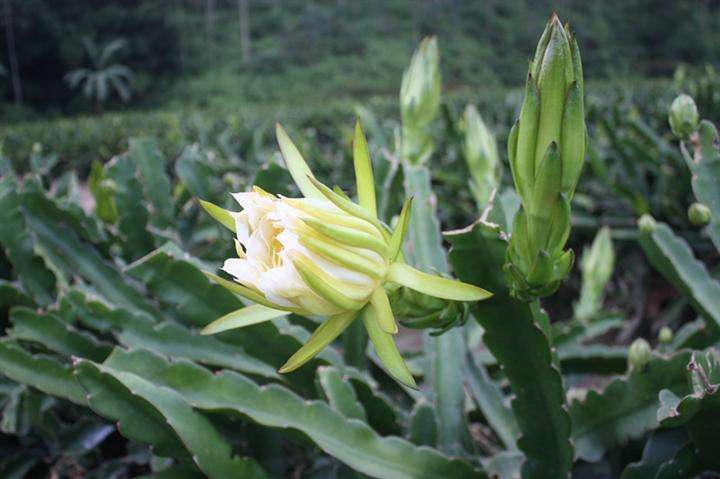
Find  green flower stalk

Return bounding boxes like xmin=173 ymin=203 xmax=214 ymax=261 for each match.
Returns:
xmin=400 ymin=37 xmax=441 ymax=165
xmin=198 ymin=122 xmax=491 ymax=388
xmin=506 ymin=14 xmax=586 ymax=299
xmin=462 ymin=104 xmax=502 ymax=208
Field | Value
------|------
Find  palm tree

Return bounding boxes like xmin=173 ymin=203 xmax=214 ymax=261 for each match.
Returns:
xmin=64 ymin=38 xmax=134 ymax=111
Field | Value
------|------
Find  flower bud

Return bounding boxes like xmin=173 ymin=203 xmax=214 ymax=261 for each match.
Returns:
xmin=400 ymin=37 xmax=441 ymax=164
xmin=638 ymin=214 xmax=657 ymax=233
xmin=506 ymin=14 xmax=585 ymax=299
xmin=628 ymin=338 xmax=652 ymax=373
xmin=200 ymin=122 xmax=492 ymax=388
xmin=658 ymin=326 xmax=673 ymax=344
xmin=688 ymin=202 xmax=711 ymax=227
xmin=462 ymin=104 xmax=501 ymax=207
xmin=575 ymin=227 xmax=614 ymax=321
xmin=668 ymin=94 xmax=699 ymax=139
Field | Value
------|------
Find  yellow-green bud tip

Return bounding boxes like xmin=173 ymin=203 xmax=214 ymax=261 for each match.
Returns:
xmin=628 ymin=338 xmax=652 ymax=373
xmin=638 ymin=214 xmax=657 ymax=233
xmin=658 ymin=326 xmax=673 ymax=344
xmin=669 ymin=94 xmax=699 ymax=139
xmin=688 ymin=202 xmax=711 ymax=227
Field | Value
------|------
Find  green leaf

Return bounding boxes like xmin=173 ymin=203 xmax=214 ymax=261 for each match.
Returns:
xmin=275 ymin=123 xmax=323 ymax=200
xmin=466 ymin=351 xmax=519 ymax=450
xmin=105 ymin=154 xmax=156 ymax=259
xmin=446 ymin=221 xmax=573 ymax=478
xmin=118 ymin=319 xmax=281 ymax=382
xmin=681 ymin=120 xmax=720 ymax=250
xmin=658 ymin=352 xmax=720 ymax=468
xmin=317 ymin=366 xmax=367 ymax=421
xmin=129 ymin=137 xmax=174 ymax=229
xmin=349 ymin=376 xmax=403 ymax=436
xmin=0 ymin=176 xmax=56 ymax=305
xmin=407 ymin=400 xmax=437 ymax=447
xmin=121 ymin=246 xmax=333 ymax=389
xmin=20 ymin=188 xmax=161 ymax=318
xmin=0 ymin=280 xmax=33 ymax=316
xmin=175 ymin=145 xmax=218 ymax=201
xmin=8 ymin=307 xmax=111 ymax=361
xmin=619 ymin=428 xmax=690 ymax=479
xmin=0 ymin=341 xmax=85 ymax=405
xmin=201 ymin=304 xmax=287 ymax=335
xmin=353 ymin=121 xmax=377 ymax=216
xmin=60 ymin=290 xmax=281 ymax=381
xmin=639 ymin=220 xmax=720 ymax=334
xmin=280 ymin=312 xmax=356 ymax=373
xmin=569 ymin=352 xmax=692 ymax=462
xmin=403 ymin=162 xmax=472 ymax=455
xmin=104 ymin=348 xmax=486 ymax=479
xmin=75 ymin=359 xmax=269 ymax=478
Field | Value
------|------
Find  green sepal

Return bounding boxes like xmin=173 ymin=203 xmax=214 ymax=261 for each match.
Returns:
xmin=353 ymin=120 xmax=377 ymax=216
xmin=386 ymin=262 xmax=492 ymax=301
xmin=201 ymin=304 xmax=287 ymax=335
xmin=516 ymin=74 xmax=540 ymax=196
xmin=279 ymin=311 xmax=357 ymax=373
xmin=202 ymin=271 xmax=296 ymax=312
xmin=276 ymin=123 xmax=324 ymax=200
xmin=362 ymin=306 xmax=417 ymax=389
xmin=560 ymin=81 xmax=586 ymax=197
xmin=199 ymin=199 xmax=235 ymax=231
xmin=307 ymin=176 xmax=385 ymax=233
xmin=370 ymin=287 xmax=398 ymax=334
xmin=388 ymin=197 xmax=413 ymax=261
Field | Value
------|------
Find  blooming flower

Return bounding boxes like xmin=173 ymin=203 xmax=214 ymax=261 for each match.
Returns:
xmin=199 ymin=122 xmax=492 ymax=387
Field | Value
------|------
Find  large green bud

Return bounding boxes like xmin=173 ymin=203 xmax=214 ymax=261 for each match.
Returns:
xmin=400 ymin=37 xmax=441 ymax=164
xmin=506 ymin=14 xmax=586 ymax=299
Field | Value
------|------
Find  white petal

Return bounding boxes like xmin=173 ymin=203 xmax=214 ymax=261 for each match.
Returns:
xmin=222 ymin=258 xmax=261 ymax=290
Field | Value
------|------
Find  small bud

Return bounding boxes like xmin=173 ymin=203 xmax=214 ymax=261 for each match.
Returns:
xmin=638 ymin=214 xmax=657 ymax=233
xmin=669 ymin=94 xmax=699 ymax=139
xmin=575 ymin=226 xmax=614 ymax=321
xmin=628 ymin=338 xmax=652 ymax=373
xmin=658 ymin=326 xmax=673 ymax=344
xmin=31 ymin=142 xmax=43 ymax=155
xmin=688 ymin=202 xmax=711 ymax=227
xmin=462 ymin=104 xmax=501 ymax=207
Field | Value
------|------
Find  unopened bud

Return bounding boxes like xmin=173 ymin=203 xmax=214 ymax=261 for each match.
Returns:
xmin=658 ymin=326 xmax=673 ymax=344
xmin=688 ymin=202 xmax=711 ymax=227
xmin=628 ymin=338 xmax=652 ymax=373
xmin=669 ymin=94 xmax=699 ymax=139
xmin=638 ymin=214 xmax=657 ymax=233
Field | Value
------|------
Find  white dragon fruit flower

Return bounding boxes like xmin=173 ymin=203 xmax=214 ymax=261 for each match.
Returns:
xmin=199 ymin=122 xmax=491 ymax=388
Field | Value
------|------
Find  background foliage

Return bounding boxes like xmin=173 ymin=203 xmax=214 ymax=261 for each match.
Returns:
xmin=1 ymin=1 xmax=720 ymax=478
